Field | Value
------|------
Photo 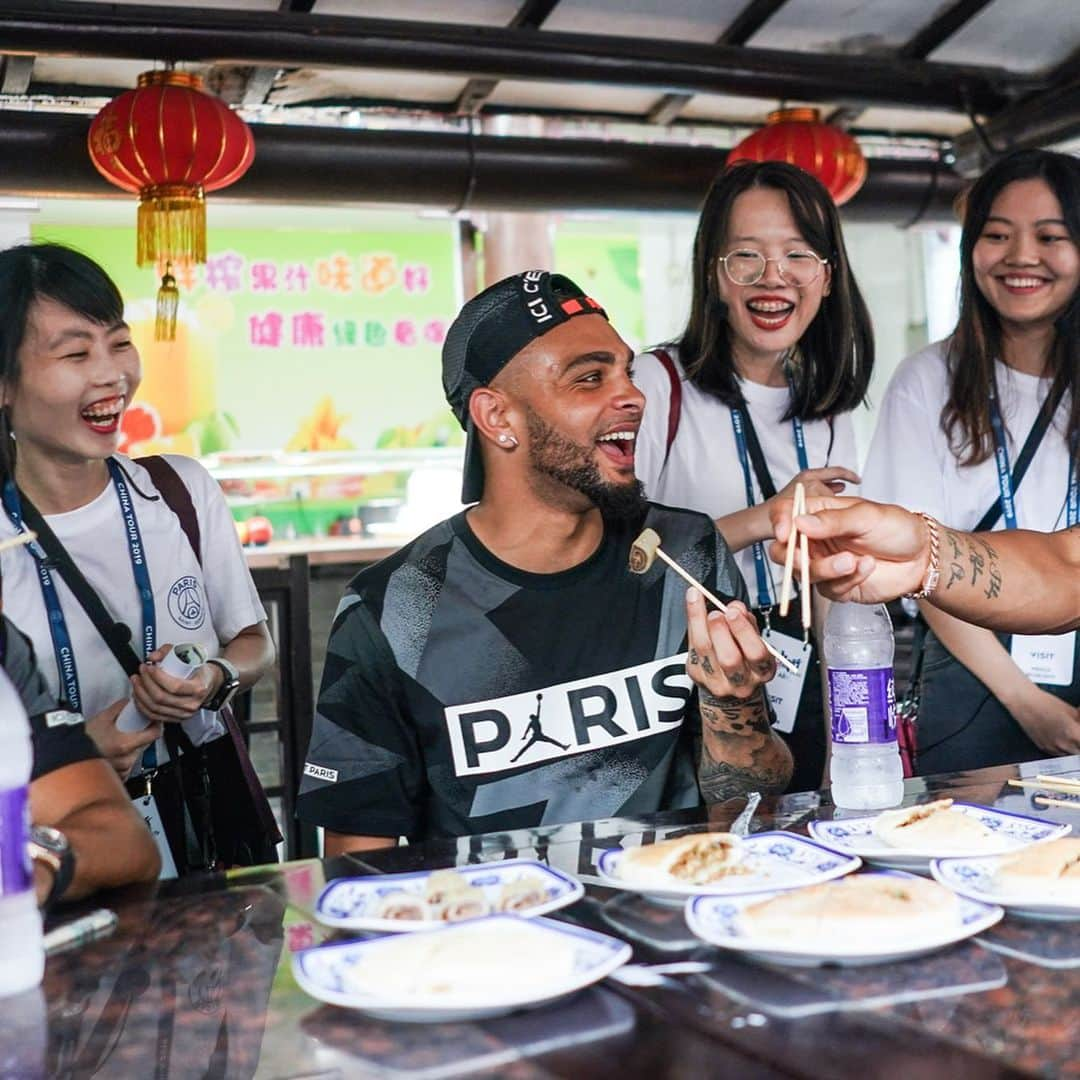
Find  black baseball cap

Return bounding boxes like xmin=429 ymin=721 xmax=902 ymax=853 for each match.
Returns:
xmin=443 ymin=270 xmax=608 ymax=503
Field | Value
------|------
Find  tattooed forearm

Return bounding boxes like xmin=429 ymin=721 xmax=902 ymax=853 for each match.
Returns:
xmin=942 ymin=528 xmax=1002 ymax=600
xmin=932 ymin=526 xmax=1078 ymax=634
xmin=697 ymin=688 xmax=792 ymax=803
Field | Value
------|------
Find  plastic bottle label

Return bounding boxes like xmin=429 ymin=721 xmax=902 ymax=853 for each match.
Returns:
xmin=0 ymin=784 xmax=31 ymax=897
xmin=827 ymin=666 xmax=896 ymax=744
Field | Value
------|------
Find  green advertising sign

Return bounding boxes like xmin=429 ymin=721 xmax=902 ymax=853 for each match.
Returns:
xmin=31 ymin=223 xmax=462 ymax=457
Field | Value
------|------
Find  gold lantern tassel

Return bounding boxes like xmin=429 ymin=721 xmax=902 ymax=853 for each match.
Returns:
xmin=137 ymin=185 xmax=207 ymax=268
xmin=155 ymin=264 xmax=179 ymax=342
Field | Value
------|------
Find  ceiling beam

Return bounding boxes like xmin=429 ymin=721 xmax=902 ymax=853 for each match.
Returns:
xmin=828 ymin=0 xmax=994 ymax=128
xmin=0 ymin=1 xmax=1025 ymax=114
xmin=646 ymin=0 xmax=789 ymax=125
xmin=950 ymin=75 xmax=1080 ymax=175
xmin=0 ymin=108 xmax=965 ymax=223
xmin=0 ymin=54 xmax=34 ymax=94
xmin=897 ymin=0 xmax=994 ymax=60
xmin=454 ymin=0 xmax=561 ymax=116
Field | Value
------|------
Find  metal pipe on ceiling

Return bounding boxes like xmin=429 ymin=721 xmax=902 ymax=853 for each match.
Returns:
xmin=0 ymin=111 xmax=964 ymax=225
xmin=1 ymin=0 xmax=1023 ymax=114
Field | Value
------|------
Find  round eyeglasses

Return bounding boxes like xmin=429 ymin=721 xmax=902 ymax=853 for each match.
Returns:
xmin=717 ymin=249 xmax=829 ymax=288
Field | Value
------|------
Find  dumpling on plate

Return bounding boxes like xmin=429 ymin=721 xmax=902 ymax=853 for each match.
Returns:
xmin=871 ymin=799 xmax=1004 ymax=853
xmin=435 ymin=885 xmax=491 ymax=922
xmin=497 ymin=875 xmax=549 ymax=913
xmin=741 ymin=874 xmax=957 ymax=944
xmin=424 ymin=869 xmax=469 ymax=907
xmin=618 ymin=832 xmax=744 ymax=886
xmin=374 ymin=891 xmax=427 ymax=922
xmin=992 ymin=836 xmax=1080 ymax=901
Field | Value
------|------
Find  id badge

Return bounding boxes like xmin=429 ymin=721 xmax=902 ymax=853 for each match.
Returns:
xmin=1010 ymin=631 xmax=1076 ymax=687
xmin=135 ymin=793 xmax=179 ymax=880
xmin=763 ymin=627 xmax=811 ymax=734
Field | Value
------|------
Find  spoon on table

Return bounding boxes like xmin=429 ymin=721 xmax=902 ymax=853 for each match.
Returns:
xmin=730 ymin=791 xmax=761 ymax=838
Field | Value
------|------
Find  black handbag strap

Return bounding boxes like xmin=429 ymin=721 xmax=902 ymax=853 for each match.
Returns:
xmin=18 ymin=494 xmax=143 ymax=678
xmin=974 ymin=382 xmax=1066 ymax=533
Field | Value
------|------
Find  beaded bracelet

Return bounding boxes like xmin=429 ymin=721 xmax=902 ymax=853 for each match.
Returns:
xmin=903 ymin=511 xmax=941 ymax=600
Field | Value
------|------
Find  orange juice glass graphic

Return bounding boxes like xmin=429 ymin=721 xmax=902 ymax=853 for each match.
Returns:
xmin=129 ymin=313 xmax=218 ymax=438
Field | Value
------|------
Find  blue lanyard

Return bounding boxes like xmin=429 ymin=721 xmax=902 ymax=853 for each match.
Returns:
xmin=790 ymin=415 xmax=809 ymax=472
xmin=2 ymin=481 xmax=82 ymax=709
xmin=729 ymin=406 xmax=809 ymax=610
xmin=1 ymin=460 xmax=157 ymax=710
xmin=987 ymin=391 xmax=1019 ymax=531
xmin=988 ymin=392 xmax=1077 ymax=530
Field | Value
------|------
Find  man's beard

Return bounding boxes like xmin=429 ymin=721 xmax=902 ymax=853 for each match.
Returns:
xmin=524 ymin=406 xmax=647 ymax=521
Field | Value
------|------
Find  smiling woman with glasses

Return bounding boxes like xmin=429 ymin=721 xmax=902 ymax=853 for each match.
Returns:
xmin=632 ymin=160 xmax=875 ymax=794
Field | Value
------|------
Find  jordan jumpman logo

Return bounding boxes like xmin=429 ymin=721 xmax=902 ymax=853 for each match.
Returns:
xmin=510 ymin=692 xmax=570 ymax=762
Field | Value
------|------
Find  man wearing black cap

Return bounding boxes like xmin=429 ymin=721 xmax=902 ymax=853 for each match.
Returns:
xmin=298 ymin=271 xmax=792 ymax=852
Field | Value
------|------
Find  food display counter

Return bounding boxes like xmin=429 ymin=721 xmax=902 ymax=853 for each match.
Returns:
xmin=18 ymin=757 xmax=1080 ymax=1079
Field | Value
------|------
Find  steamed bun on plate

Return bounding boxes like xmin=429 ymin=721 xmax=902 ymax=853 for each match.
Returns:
xmin=618 ymin=832 xmax=744 ymax=886
xmin=741 ymin=874 xmax=958 ymax=944
xmin=871 ymin=799 xmax=1008 ymax=853
xmin=992 ymin=837 xmax=1080 ymax=901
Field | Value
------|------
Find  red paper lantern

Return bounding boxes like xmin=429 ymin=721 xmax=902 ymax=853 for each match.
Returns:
xmin=727 ymin=107 xmax=867 ymax=206
xmin=88 ymin=69 xmax=254 ymax=338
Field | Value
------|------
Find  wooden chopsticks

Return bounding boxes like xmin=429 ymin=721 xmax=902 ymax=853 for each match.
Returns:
xmin=1007 ymin=775 xmax=1080 ymax=809
xmin=778 ymin=482 xmax=811 ymax=639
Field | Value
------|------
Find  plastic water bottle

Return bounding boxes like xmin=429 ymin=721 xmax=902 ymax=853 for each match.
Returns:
xmin=0 ymin=668 xmax=44 ymax=996
xmin=824 ymin=602 xmax=904 ymax=811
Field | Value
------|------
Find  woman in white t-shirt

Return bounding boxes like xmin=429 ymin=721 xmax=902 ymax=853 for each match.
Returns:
xmin=634 ymin=161 xmax=873 ymax=791
xmin=0 ymin=243 xmax=277 ymax=867
xmin=862 ymin=149 xmax=1080 ymax=773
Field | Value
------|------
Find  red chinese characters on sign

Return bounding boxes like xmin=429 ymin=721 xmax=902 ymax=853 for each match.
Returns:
xmin=250 ymin=261 xmax=279 ymax=292
xmin=292 ymin=312 xmax=325 ymax=348
xmin=393 ymin=320 xmax=417 ymax=347
xmin=284 ymin=262 xmax=311 ymax=293
xmin=423 ymin=319 xmax=448 ymax=345
xmin=205 ymin=251 xmax=245 ymax=293
xmin=249 ymin=312 xmax=283 ymax=348
xmin=401 ymin=264 xmax=430 ymax=294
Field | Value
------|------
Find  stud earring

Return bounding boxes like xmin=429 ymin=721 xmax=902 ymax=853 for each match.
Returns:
xmin=499 ymin=433 xmax=518 ymax=447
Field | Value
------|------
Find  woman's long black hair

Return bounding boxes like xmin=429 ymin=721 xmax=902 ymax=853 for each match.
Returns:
xmin=943 ymin=148 xmax=1080 ymax=467
xmin=673 ymin=160 xmax=874 ymax=421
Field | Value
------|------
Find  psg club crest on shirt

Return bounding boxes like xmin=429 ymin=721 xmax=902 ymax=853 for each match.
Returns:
xmin=168 ymin=575 xmax=206 ymax=630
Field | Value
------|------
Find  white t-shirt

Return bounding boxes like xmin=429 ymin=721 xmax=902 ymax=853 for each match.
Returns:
xmin=634 ymin=347 xmax=859 ymax=604
xmin=862 ymin=340 xmax=1074 ymax=532
xmin=0 ymin=454 xmax=266 ymax=735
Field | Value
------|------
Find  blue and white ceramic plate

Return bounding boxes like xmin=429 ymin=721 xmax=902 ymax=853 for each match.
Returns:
xmin=931 ymin=854 xmax=1080 ymax=922
xmin=314 ymin=858 xmax=583 ymax=932
xmin=292 ymin=914 xmax=632 ymax=1022
xmin=808 ymin=804 xmax=1070 ymax=872
xmin=596 ymin=831 xmax=861 ymax=902
xmin=685 ymin=870 xmax=1003 ymax=967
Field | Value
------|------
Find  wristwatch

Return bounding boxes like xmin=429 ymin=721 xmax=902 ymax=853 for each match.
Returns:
xmin=202 ymin=657 xmax=241 ymax=712
xmin=28 ymin=825 xmax=75 ymax=910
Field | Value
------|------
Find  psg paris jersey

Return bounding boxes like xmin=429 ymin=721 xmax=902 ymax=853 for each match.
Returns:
xmin=297 ymin=504 xmax=748 ymax=839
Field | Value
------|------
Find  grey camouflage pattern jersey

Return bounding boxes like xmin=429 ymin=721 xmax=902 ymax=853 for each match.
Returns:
xmin=296 ymin=504 xmax=748 ymax=839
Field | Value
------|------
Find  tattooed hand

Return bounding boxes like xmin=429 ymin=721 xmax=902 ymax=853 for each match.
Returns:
xmin=768 ymin=495 xmax=1080 ymax=635
xmin=684 ymin=588 xmax=791 ymax=803
xmin=685 ymin=590 xmax=776 ymax=700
